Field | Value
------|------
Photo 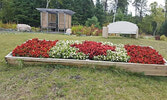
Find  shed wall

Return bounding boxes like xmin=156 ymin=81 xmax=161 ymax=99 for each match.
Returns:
xmin=41 ymin=12 xmax=48 ymax=28
xmin=40 ymin=12 xmax=72 ymax=30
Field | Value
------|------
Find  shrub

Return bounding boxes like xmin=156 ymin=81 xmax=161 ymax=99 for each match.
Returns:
xmin=31 ymin=27 xmax=40 ymax=32
xmin=90 ymin=25 xmax=102 ymax=36
xmin=72 ymin=25 xmax=83 ymax=35
xmin=160 ymin=35 xmax=166 ymax=41
xmin=0 ymin=21 xmax=17 ymax=29
xmin=81 ymin=26 xmax=91 ymax=36
xmin=72 ymin=25 xmax=102 ymax=36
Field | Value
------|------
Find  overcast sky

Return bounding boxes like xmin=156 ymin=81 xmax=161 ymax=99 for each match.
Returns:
xmin=129 ymin=0 xmax=165 ymax=15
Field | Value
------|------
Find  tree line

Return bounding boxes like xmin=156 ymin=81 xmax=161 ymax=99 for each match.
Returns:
xmin=0 ymin=0 xmax=167 ymax=36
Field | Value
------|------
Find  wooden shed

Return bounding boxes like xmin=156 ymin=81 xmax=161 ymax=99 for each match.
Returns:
xmin=36 ymin=8 xmax=75 ymax=32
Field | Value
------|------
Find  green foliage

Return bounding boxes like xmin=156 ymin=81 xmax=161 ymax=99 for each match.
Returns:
xmin=0 ymin=20 xmax=17 ymax=29
xmin=115 ymin=8 xmax=125 ymax=21
xmin=150 ymin=2 xmax=165 ymax=35
xmin=85 ymin=16 xmax=100 ymax=28
xmin=81 ymin=26 xmax=91 ymax=36
xmin=94 ymin=0 xmax=106 ymax=26
xmin=31 ymin=27 xmax=40 ymax=32
xmin=140 ymin=15 xmax=153 ymax=34
xmin=160 ymin=35 xmax=166 ymax=41
xmin=72 ymin=25 xmax=83 ymax=35
xmin=0 ymin=0 xmax=45 ymax=26
xmin=68 ymin=0 xmax=95 ymax=25
xmin=0 ymin=0 xmax=96 ymax=27
xmin=0 ymin=0 xmax=14 ymax=23
xmin=72 ymin=25 xmax=102 ymax=36
xmin=159 ymin=20 xmax=167 ymax=36
xmin=118 ymin=0 xmax=129 ymax=14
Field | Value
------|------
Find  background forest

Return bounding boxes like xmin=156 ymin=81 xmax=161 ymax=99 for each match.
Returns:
xmin=0 ymin=0 xmax=167 ymax=36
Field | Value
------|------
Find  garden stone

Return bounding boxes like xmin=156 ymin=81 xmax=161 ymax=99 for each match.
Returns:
xmin=17 ymin=24 xmax=31 ymax=32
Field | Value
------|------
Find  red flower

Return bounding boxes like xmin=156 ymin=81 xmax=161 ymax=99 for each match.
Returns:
xmin=12 ymin=38 xmax=58 ymax=58
xmin=71 ymin=41 xmax=116 ymax=59
xmin=125 ymin=45 xmax=165 ymax=64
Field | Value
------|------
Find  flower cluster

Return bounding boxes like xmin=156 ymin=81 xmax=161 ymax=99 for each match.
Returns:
xmin=125 ymin=45 xmax=165 ymax=64
xmin=93 ymin=44 xmax=130 ymax=62
xmin=70 ymin=41 xmax=116 ymax=59
xmin=49 ymin=40 xmax=88 ymax=60
xmin=12 ymin=38 xmax=58 ymax=58
xmin=12 ymin=39 xmax=166 ymax=65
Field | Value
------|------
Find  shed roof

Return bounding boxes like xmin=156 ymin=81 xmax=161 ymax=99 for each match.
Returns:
xmin=36 ymin=8 xmax=75 ymax=15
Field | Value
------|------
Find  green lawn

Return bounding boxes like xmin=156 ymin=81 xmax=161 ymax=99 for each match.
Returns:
xmin=1 ymin=32 xmax=167 ymax=100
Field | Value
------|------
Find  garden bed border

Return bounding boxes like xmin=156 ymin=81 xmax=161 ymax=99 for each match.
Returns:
xmin=5 ymin=52 xmax=167 ymax=77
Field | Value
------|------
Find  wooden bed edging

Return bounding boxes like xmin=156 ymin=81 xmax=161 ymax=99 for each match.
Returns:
xmin=5 ymin=52 xmax=167 ymax=76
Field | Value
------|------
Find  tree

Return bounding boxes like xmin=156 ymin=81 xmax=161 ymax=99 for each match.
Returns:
xmin=46 ymin=0 xmax=51 ymax=8
xmin=140 ymin=15 xmax=153 ymax=34
xmin=133 ymin=0 xmax=140 ymax=16
xmin=165 ymin=0 xmax=167 ymax=19
xmin=71 ymin=0 xmax=95 ymax=25
xmin=0 ymin=0 xmax=14 ymax=23
xmin=101 ymin=0 xmax=108 ymax=11
xmin=133 ymin=0 xmax=147 ymax=20
xmin=159 ymin=20 xmax=167 ymax=36
xmin=85 ymin=16 xmax=100 ymax=28
xmin=117 ymin=0 xmax=129 ymax=14
xmin=150 ymin=2 xmax=165 ymax=36
xmin=94 ymin=0 xmax=105 ymax=26
xmin=11 ymin=0 xmax=46 ymax=26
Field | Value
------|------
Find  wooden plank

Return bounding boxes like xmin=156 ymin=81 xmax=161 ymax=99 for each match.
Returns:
xmin=5 ymin=52 xmax=167 ymax=76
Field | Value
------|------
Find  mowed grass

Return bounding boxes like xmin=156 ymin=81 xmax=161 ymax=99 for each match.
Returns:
xmin=0 ymin=32 xmax=167 ymax=100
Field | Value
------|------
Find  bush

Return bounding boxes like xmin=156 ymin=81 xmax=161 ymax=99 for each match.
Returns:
xmin=90 ymin=25 xmax=102 ymax=36
xmin=85 ymin=16 xmax=100 ymax=28
xmin=0 ymin=21 xmax=17 ymax=29
xmin=81 ymin=26 xmax=91 ymax=36
xmin=31 ymin=27 xmax=40 ymax=32
xmin=160 ymin=35 xmax=166 ymax=41
xmin=72 ymin=25 xmax=83 ymax=35
xmin=72 ymin=25 xmax=102 ymax=36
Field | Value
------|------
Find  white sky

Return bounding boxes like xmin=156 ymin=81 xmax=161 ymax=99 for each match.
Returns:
xmin=129 ymin=0 xmax=165 ymax=15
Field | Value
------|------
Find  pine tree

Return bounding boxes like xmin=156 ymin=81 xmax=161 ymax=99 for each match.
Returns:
xmin=12 ymin=0 xmax=46 ymax=26
xmin=117 ymin=0 xmax=129 ymax=14
xmin=71 ymin=0 xmax=95 ymax=25
xmin=94 ymin=0 xmax=105 ymax=26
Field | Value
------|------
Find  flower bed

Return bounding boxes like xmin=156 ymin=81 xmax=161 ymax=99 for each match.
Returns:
xmin=12 ymin=38 xmax=166 ymax=65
